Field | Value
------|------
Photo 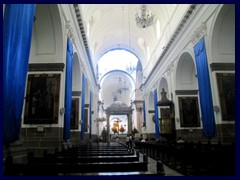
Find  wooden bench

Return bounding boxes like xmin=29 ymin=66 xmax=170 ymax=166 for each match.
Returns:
xmin=29 ymin=155 xmax=140 ymax=163
xmin=68 ymin=171 xmax=155 ymax=176
xmin=5 ymin=161 xmax=148 ymax=175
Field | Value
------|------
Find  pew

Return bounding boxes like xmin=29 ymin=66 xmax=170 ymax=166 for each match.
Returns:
xmin=134 ymin=141 xmax=235 ymax=176
xmin=29 ymin=154 xmax=140 ymax=163
xmin=5 ymin=142 xmax=154 ymax=176
xmin=5 ymin=160 xmax=148 ymax=176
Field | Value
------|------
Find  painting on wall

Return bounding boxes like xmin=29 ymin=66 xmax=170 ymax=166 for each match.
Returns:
xmin=178 ymin=97 xmax=200 ymax=127
xmin=24 ymin=74 xmax=61 ymax=124
xmin=159 ymin=108 xmax=174 ymax=134
xmin=216 ymin=73 xmax=235 ymax=121
xmin=71 ymin=98 xmax=79 ymax=129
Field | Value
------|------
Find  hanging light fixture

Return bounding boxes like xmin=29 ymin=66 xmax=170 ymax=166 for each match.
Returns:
xmin=112 ymin=77 xmax=129 ymax=101
xmin=135 ymin=4 xmax=155 ymax=28
xmin=116 ymin=77 xmax=129 ymax=95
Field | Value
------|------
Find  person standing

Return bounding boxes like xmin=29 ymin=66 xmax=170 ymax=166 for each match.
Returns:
xmin=126 ymin=134 xmax=130 ymax=148
xmin=141 ymin=122 xmax=148 ymax=141
xmin=129 ymin=134 xmax=133 ymax=148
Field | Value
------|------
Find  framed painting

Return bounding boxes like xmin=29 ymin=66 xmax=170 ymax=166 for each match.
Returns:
xmin=216 ymin=73 xmax=235 ymax=121
xmin=24 ymin=74 xmax=61 ymax=124
xmin=84 ymin=108 xmax=89 ymax=132
xmin=71 ymin=98 xmax=79 ymax=129
xmin=178 ymin=97 xmax=200 ymax=127
xmin=159 ymin=108 xmax=174 ymax=134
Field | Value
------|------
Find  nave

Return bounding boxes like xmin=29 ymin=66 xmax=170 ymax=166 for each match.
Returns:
xmin=4 ymin=139 xmax=234 ymax=176
xmin=3 ymin=4 xmax=235 ymax=176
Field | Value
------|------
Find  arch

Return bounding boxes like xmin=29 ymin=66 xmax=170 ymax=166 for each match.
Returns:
xmin=156 ymin=19 xmax=161 ymax=40
xmin=72 ymin=52 xmax=81 ymax=91
xmin=98 ymin=48 xmax=140 ymax=63
xmin=158 ymin=77 xmax=169 ymax=99
xmin=210 ymin=4 xmax=235 ymax=63
xmin=30 ymin=4 xmax=63 ymax=63
xmin=100 ymin=70 xmax=135 ymax=108
xmin=148 ymin=92 xmax=154 ymax=112
xmin=146 ymin=91 xmax=155 ymax=133
xmin=97 ymin=49 xmax=140 ymax=81
xmin=176 ymin=52 xmax=198 ymax=90
xmin=100 ymin=70 xmax=135 ymax=85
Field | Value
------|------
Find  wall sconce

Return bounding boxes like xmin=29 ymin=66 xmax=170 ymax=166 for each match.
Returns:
xmin=213 ymin=106 xmax=220 ymax=112
xmin=37 ymin=126 xmax=44 ymax=132
xmin=60 ymin=107 xmax=65 ymax=115
xmin=189 ymin=128 xmax=194 ymax=132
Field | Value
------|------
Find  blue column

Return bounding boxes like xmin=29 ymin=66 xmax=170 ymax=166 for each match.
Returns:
xmin=143 ymin=100 xmax=146 ymax=124
xmin=194 ymin=37 xmax=216 ymax=137
xmin=3 ymin=4 xmax=35 ymax=143
xmin=81 ymin=74 xmax=86 ymax=140
xmin=154 ymin=89 xmax=160 ymax=138
xmin=63 ymin=38 xmax=73 ymax=140
xmin=89 ymin=91 xmax=92 ymax=139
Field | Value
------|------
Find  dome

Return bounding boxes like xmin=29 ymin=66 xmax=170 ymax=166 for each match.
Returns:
xmin=110 ymin=101 xmax=128 ymax=108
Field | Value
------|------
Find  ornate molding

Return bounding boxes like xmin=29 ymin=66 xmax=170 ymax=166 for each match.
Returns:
xmin=175 ymin=90 xmax=198 ymax=95
xmin=191 ymin=22 xmax=207 ymax=46
xmin=28 ymin=63 xmax=65 ymax=72
xmin=72 ymin=91 xmax=81 ymax=96
xmin=210 ymin=63 xmax=235 ymax=71
xmin=65 ymin=20 xmax=76 ymax=50
xmin=166 ymin=61 xmax=174 ymax=76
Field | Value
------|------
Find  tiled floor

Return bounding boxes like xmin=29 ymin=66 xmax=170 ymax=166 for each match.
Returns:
xmin=139 ymin=152 xmax=183 ymax=176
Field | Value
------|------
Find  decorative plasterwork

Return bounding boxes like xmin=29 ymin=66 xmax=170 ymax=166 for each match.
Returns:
xmin=66 ymin=21 xmax=75 ymax=42
xmin=143 ymin=4 xmax=197 ymax=87
xmin=65 ymin=20 xmax=76 ymax=52
xmin=166 ymin=61 xmax=174 ymax=76
xmin=190 ymin=22 xmax=207 ymax=46
xmin=73 ymin=4 xmax=97 ymax=86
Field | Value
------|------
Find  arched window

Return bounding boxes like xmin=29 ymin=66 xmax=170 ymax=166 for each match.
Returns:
xmin=156 ymin=19 xmax=160 ymax=40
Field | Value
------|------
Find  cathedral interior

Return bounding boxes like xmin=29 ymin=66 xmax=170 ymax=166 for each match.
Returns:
xmin=3 ymin=4 xmax=236 ymax=176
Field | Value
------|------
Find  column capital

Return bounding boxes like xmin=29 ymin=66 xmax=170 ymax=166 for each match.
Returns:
xmin=190 ymin=22 xmax=207 ymax=46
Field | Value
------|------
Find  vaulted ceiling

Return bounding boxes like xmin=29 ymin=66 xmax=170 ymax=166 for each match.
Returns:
xmin=77 ymin=4 xmax=190 ymax=70
xmin=72 ymin=4 xmax=193 ymax=106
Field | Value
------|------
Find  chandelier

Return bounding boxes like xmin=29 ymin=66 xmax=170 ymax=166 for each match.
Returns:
xmin=135 ymin=5 xmax=155 ymax=28
xmin=126 ymin=63 xmax=136 ymax=74
xmin=116 ymin=77 xmax=129 ymax=95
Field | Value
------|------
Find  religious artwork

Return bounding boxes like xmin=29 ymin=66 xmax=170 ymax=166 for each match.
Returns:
xmin=24 ymin=74 xmax=60 ymax=124
xmin=216 ymin=73 xmax=235 ymax=121
xmin=71 ymin=98 xmax=79 ymax=129
xmin=159 ymin=108 xmax=174 ymax=134
xmin=110 ymin=115 xmax=128 ymax=134
xmin=178 ymin=97 xmax=200 ymax=127
xmin=119 ymin=125 xmax=125 ymax=134
xmin=112 ymin=121 xmax=119 ymax=134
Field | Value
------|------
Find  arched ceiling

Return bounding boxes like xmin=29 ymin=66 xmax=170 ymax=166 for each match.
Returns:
xmin=78 ymin=4 xmax=187 ymax=70
xmin=100 ymin=70 xmax=135 ymax=108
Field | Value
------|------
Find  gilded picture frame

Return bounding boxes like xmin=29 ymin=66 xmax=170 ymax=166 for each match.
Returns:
xmin=71 ymin=98 xmax=79 ymax=129
xmin=178 ymin=97 xmax=200 ymax=127
xmin=216 ymin=73 xmax=235 ymax=121
xmin=24 ymin=74 xmax=60 ymax=124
